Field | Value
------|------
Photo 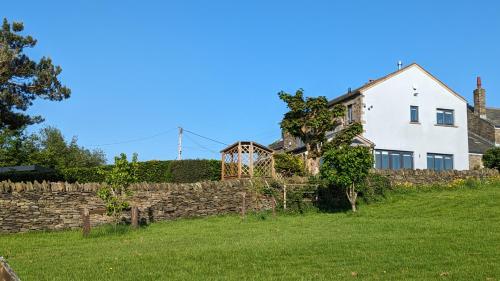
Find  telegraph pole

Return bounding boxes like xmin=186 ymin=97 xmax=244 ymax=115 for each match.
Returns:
xmin=177 ymin=127 xmax=183 ymax=160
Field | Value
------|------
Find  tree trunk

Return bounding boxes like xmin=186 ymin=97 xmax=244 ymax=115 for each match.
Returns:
xmin=346 ymin=183 xmax=358 ymax=212
xmin=306 ymin=157 xmax=320 ymax=175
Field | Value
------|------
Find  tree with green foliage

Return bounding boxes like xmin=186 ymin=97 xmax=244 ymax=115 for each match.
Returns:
xmin=320 ymin=145 xmax=373 ymax=212
xmin=1 ymin=18 xmax=70 ymax=130
xmin=483 ymin=147 xmax=500 ymax=171
xmin=97 ymin=153 xmax=139 ymax=225
xmin=0 ymin=126 xmax=105 ymax=169
xmin=278 ymin=89 xmax=346 ymax=175
xmin=0 ymin=128 xmax=38 ymax=166
xmin=320 ymin=120 xmax=372 ymax=212
xmin=274 ymin=153 xmax=305 ymax=177
xmin=33 ymin=127 xmax=106 ymax=169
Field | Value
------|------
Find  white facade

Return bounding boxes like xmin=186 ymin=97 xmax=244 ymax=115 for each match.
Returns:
xmin=361 ymin=65 xmax=470 ymax=170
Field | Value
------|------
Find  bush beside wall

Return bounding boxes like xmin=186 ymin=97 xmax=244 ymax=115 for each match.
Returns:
xmin=168 ymin=159 xmax=221 ymax=183
xmin=0 ymin=160 xmax=222 ymax=184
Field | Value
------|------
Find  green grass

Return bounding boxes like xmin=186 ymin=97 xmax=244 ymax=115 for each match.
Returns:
xmin=1 ymin=184 xmax=499 ymax=281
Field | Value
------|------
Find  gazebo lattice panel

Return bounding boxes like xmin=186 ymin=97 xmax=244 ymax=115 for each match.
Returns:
xmin=221 ymin=141 xmax=275 ymax=180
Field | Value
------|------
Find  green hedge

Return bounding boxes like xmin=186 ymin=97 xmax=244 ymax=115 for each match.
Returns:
xmin=0 ymin=160 xmax=221 ymax=183
xmin=61 ymin=166 xmax=108 ymax=183
xmin=168 ymin=159 xmax=221 ymax=183
xmin=0 ymin=171 xmax=64 ymax=183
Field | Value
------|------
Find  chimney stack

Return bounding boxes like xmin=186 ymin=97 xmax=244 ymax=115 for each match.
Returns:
xmin=473 ymin=76 xmax=486 ymax=119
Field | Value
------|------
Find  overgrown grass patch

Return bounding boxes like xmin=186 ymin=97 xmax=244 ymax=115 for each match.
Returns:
xmin=1 ymin=183 xmax=499 ymax=280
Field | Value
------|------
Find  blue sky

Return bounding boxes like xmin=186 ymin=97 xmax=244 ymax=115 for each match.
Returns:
xmin=4 ymin=0 xmax=500 ymax=162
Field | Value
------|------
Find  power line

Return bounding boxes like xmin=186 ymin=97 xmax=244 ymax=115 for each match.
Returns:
xmin=183 ymin=129 xmax=228 ymax=146
xmin=88 ymin=127 xmax=177 ymax=147
xmin=184 ymin=134 xmax=220 ymax=155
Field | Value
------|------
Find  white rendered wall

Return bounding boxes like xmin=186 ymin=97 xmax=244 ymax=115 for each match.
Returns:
xmin=362 ymin=66 xmax=470 ymax=170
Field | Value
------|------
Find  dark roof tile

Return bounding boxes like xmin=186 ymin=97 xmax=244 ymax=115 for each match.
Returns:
xmin=485 ymin=108 xmax=500 ymax=127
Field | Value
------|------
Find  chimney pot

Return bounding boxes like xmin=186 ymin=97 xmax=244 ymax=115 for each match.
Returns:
xmin=477 ymin=76 xmax=482 ymax=89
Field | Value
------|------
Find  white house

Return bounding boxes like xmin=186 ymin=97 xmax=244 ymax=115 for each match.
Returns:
xmin=273 ymin=63 xmax=470 ymax=171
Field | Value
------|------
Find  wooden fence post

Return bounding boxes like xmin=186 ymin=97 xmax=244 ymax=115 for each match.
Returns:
xmin=272 ymin=197 xmax=276 ymax=217
xmin=131 ymin=206 xmax=139 ymax=229
xmin=283 ymin=184 xmax=287 ymax=211
xmin=82 ymin=207 xmax=90 ymax=237
xmin=241 ymin=192 xmax=246 ymax=219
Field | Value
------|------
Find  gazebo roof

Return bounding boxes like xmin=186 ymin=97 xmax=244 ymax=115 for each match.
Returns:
xmin=220 ymin=141 xmax=273 ymax=153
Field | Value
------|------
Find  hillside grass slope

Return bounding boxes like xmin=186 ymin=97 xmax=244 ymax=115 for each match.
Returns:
xmin=1 ymin=184 xmax=499 ymax=280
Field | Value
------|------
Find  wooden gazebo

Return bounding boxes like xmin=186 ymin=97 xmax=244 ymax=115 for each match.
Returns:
xmin=221 ymin=141 xmax=275 ymax=180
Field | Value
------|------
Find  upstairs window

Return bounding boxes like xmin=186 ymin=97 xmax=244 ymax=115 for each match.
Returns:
xmin=347 ymin=104 xmax=353 ymax=123
xmin=410 ymin=106 xmax=419 ymax=123
xmin=437 ymin=109 xmax=454 ymax=125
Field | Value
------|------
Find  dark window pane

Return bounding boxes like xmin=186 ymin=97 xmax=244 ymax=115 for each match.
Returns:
xmin=347 ymin=105 xmax=353 ymax=123
xmin=391 ymin=153 xmax=401 ymax=170
xmin=375 ymin=152 xmax=381 ymax=169
xmin=403 ymin=154 xmax=412 ymax=169
xmin=427 ymin=156 xmax=434 ymax=170
xmin=437 ymin=112 xmax=444 ymax=124
xmin=444 ymin=156 xmax=453 ymax=170
xmin=444 ymin=112 xmax=453 ymax=125
xmin=382 ymin=153 xmax=389 ymax=169
xmin=410 ymin=106 xmax=418 ymax=122
xmin=435 ymin=156 xmax=444 ymax=171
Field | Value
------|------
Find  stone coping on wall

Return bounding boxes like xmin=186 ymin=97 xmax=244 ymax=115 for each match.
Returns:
xmin=0 ymin=179 xmax=256 ymax=193
xmin=373 ymin=168 xmax=499 ymax=184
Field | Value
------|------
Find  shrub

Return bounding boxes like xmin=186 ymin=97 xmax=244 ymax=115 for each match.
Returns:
xmin=135 ymin=160 xmax=172 ymax=182
xmin=61 ymin=166 xmax=109 ymax=183
xmin=358 ymin=173 xmax=392 ymax=204
xmin=168 ymin=159 xmax=221 ymax=183
xmin=483 ymin=147 xmax=500 ymax=171
xmin=274 ymin=153 xmax=305 ymax=177
xmin=320 ymin=146 xmax=374 ymax=212
xmin=0 ymin=159 xmax=221 ymax=183
xmin=0 ymin=170 xmax=64 ymax=182
xmin=97 ymin=153 xmax=138 ymax=223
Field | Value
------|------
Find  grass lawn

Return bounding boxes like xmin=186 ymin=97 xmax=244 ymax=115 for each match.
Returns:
xmin=1 ymin=184 xmax=499 ymax=281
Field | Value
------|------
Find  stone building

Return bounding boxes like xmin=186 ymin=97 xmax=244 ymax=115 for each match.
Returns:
xmin=467 ymin=77 xmax=500 ymax=169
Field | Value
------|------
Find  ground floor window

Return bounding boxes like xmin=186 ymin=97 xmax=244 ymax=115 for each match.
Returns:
xmin=374 ymin=150 xmax=413 ymax=170
xmin=427 ymin=153 xmax=453 ymax=171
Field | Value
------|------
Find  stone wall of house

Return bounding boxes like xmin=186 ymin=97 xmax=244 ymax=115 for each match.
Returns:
xmin=341 ymin=95 xmax=364 ymax=124
xmin=469 ymin=154 xmax=484 ymax=170
xmin=0 ymin=180 xmax=272 ymax=234
xmin=495 ymin=128 xmax=500 ymax=146
xmin=374 ymin=168 xmax=498 ymax=186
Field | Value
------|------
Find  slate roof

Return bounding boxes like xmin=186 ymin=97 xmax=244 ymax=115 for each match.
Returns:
xmin=268 ymin=139 xmax=284 ymax=151
xmin=485 ymin=108 xmax=500 ymax=127
xmin=468 ymin=132 xmax=495 ymax=154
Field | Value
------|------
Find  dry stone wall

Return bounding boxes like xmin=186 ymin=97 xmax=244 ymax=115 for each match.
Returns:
xmin=0 ymin=180 xmax=271 ymax=234
xmin=374 ymin=169 xmax=499 ymax=185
